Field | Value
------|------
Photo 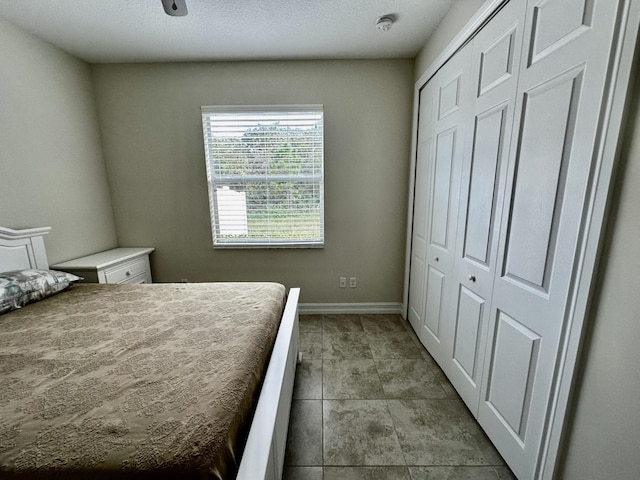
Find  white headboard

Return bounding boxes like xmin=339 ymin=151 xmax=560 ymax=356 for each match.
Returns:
xmin=0 ymin=226 xmax=52 ymax=272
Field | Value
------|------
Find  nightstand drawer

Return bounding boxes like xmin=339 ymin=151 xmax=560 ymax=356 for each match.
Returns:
xmin=104 ymin=258 xmax=148 ymax=284
xmin=51 ymin=247 xmax=154 ymax=284
xmin=119 ymin=272 xmax=148 ymax=285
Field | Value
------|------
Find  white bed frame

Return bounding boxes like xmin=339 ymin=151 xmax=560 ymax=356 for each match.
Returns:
xmin=0 ymin=226 xmax=300 ymax=480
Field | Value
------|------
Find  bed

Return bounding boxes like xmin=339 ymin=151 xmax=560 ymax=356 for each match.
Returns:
xmin=0 ymin=226 xmax=300 ymax=480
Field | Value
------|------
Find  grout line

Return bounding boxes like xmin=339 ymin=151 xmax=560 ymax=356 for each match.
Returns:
xmin=294 ymin=314 xmax=514 ymax=478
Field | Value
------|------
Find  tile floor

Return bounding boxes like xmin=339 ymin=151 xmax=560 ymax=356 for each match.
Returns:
xmin=284 ymin=314 xmax=516 ymax=480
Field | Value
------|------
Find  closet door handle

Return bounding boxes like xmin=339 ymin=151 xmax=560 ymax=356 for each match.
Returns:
xmin=468 ymin=275 xmax=476 ymax=282
xmin=434 ymin=256 xmax=440 ymax=262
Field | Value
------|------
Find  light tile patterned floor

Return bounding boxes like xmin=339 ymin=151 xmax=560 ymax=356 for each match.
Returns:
xmin=284 ymin=314 xmax=516 ymax=480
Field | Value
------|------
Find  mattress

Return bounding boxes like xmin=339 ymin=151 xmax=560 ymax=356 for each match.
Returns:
xmin=0 ymin=282 xmax=287 ymax=479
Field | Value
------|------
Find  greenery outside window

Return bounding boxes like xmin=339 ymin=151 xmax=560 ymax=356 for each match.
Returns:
xmin=201 ymin=105 xmax=324 ymax=248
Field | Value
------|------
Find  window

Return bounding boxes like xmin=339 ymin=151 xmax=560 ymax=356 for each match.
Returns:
xmin=201 ymin=105 xmax=324 ymax=248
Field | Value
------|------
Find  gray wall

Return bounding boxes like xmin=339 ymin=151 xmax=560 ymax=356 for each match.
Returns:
xmin=91 ymin=60 xmax=414 ymax=303
xmin=0 ymin=16 xmax=117 ymax=264
xmin=417 ymin=1 xmax=640 ymax=477
xmin=558 ymin=61 xmax=640 ymax=480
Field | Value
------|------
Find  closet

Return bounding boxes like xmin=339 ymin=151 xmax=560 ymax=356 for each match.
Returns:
xmin=406 ymin=0 xmax=639 ymax=478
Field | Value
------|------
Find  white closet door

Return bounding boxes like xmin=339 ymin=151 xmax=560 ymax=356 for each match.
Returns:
xmin=442 ymin=0 xmax=526 ymax=414
xmin=477 ymin=1 xmax=622 ymax=478
xmin=408 ymin=82 xmax=436 ymax=335
xmin=417 ymin=43 xmax=473 ymax=363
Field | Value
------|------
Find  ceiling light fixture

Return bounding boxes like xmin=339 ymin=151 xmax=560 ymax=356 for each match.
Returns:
xmin=161 ymin=0 xmax=188 ymax=17
xmin=376 ymin=15 xmax=394 ymax=32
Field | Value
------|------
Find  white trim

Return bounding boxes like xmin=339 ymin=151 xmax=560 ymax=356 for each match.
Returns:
xmin=299 ymin=302 xmax=403 ymax=315
xmin=402 ymin=76 xmax=421 ymax=321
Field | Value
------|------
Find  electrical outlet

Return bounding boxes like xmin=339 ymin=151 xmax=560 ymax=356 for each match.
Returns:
xmin=339 ymin=277 xmax=347 ymax=288
xmin=349 ymin=277 xmax=357 ymax=288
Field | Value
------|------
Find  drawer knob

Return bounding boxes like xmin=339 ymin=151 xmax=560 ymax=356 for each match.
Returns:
xmin=126 ymin=270 xmax=133 ymax=277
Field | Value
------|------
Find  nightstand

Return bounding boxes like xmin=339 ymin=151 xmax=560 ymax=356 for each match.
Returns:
xmin=51 ymin=247 xmax=155 ymax=284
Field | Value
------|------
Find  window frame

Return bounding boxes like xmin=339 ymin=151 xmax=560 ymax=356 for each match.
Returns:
xmin=201 ymin=104 xmax=325 ymax=249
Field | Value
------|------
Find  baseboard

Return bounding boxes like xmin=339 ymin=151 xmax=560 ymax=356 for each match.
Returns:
xmin=298 ymin=302 xmax=403 ymax=315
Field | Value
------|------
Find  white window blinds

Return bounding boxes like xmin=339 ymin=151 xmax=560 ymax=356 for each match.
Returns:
xmin=201 ymin=105 xmax=324 ymax=248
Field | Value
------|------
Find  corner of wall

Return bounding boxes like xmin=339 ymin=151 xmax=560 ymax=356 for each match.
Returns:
xmin=0 ymin=15 xmax=118 ymax=263
xmin=413 ymin=0 xmax=487 ymax=82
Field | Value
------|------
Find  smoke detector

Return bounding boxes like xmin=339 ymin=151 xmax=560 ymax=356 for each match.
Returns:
xmin=376 ymin=15 xmax=394 ymax=32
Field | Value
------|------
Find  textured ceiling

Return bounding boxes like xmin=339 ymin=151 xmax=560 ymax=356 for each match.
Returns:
xmin=0 ymin=0 xmax=454 ymax=63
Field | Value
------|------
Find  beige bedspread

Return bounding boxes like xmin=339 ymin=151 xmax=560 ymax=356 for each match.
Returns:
xmin=0 ymin=282 xmax=287 ymax=479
